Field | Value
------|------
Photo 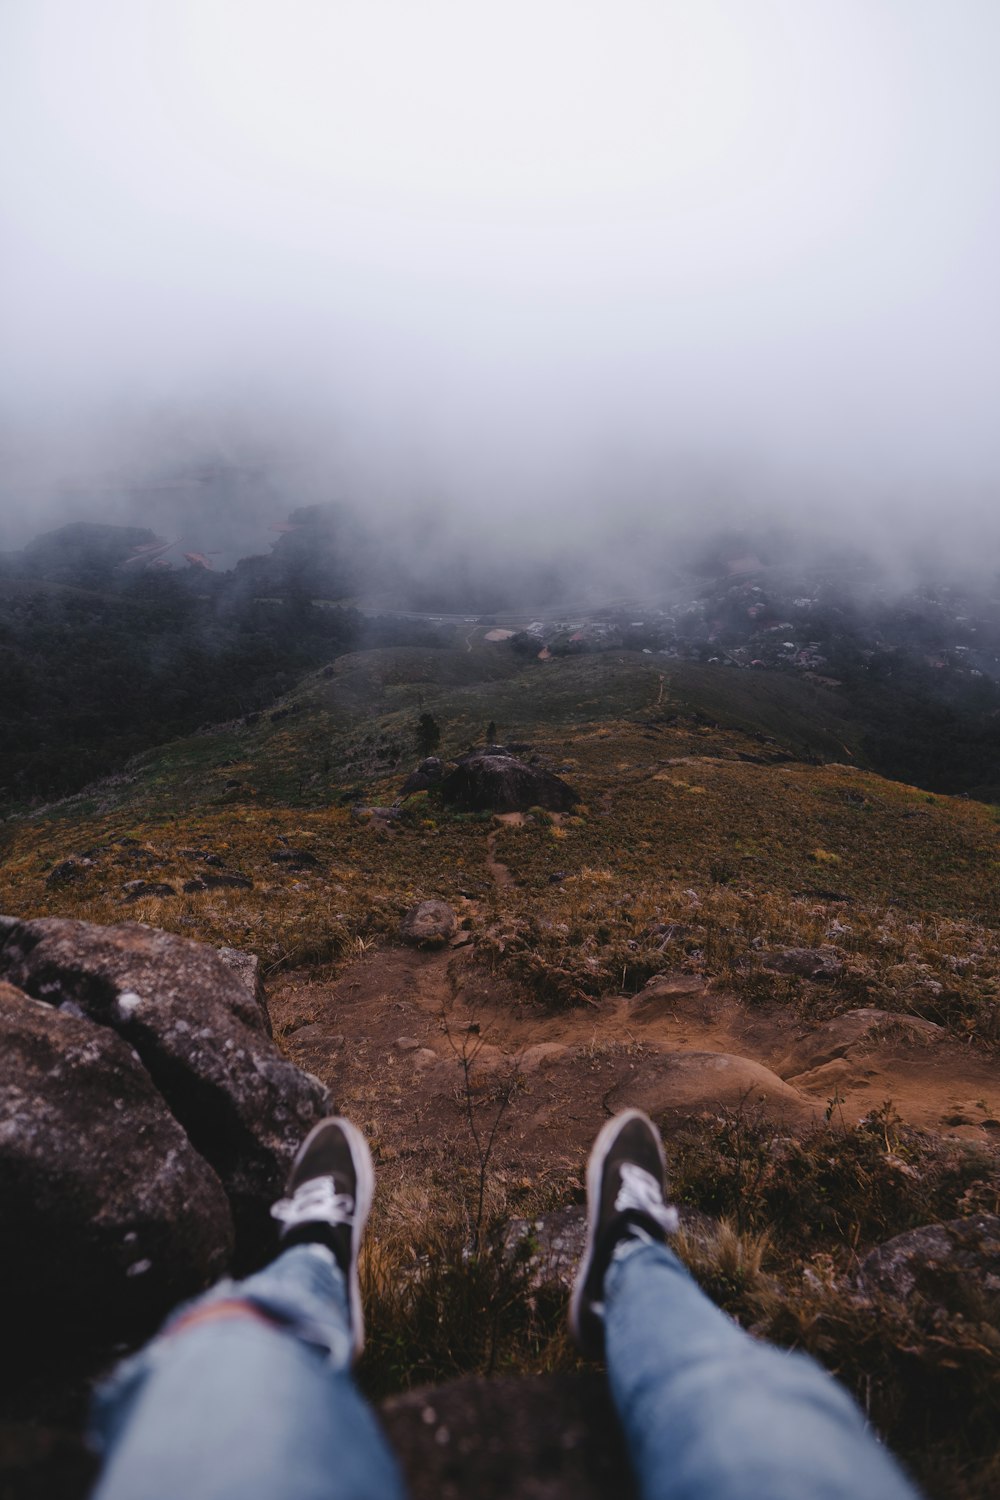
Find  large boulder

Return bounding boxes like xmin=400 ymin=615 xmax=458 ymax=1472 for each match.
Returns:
xmin=440 ymin=752 xmax=579 ymax=814
xmin=0 ymin=917 xmax=330 ymax=1262
xmin=0 ymin=981 xmax=233 ymax=1354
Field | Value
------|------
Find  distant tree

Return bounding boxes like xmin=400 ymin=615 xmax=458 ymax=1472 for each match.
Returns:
xmin=416 ymin=712 xmax=441 ymax=756
xmin=486 ymin=719 xmax=497 ymax=744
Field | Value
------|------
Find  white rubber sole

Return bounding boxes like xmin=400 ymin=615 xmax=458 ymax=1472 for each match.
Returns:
xmin=568 ymin=1109 xmax=666 ymax=1347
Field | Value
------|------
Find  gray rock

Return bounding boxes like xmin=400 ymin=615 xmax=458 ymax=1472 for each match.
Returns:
xmin=45 ymin=857 xmax=94 ymax=887
xmin=760 ymin=946 xmax=845 ymax=982
xmin=502 ymin=1206 xmax=587 ymax=1294
xmin=400 ymin=900 xmax=458 ymax=947
xmin=857 ymin=1214 xmax=1000 ymax=1303
xmin=440 ymin=753 xmax=579 ymax=814
xmin=0 ymin=979 xmax=232 ymax=1351
xmin=0 ymin=917 xmax=329 ymax=1263
xmin=121 ymin=880 xmax=177 ymax=902
xmin=216 ymin=945 xmax=271 ymax=1037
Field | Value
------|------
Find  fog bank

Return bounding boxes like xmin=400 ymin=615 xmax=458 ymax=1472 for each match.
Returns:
xmin=2 ymin=2 xmax=999 ymax=574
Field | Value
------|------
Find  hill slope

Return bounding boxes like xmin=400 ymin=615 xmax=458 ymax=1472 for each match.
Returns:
xmin=2 ymin=643 xmax=999 ymax=1498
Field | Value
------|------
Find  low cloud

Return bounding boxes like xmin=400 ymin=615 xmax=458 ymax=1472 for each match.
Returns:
xmin=2 ymin=1 xmax=999 ymax=582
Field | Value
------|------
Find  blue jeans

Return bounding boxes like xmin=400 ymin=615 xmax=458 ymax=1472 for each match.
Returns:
xmin=605 ymin=1237 xmax=920 ymax=1500
xmin=89 ymin=1245 xmax=405 ymax=1500
xmin=90 ymin=1239 xmax=920 ymax=1500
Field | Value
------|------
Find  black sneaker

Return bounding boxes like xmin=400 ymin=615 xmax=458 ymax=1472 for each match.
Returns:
xmin=270 ymin=1117 xmax=375 ymax=1363
xmin=569 ymin=1109 xmax=678 ymax=1356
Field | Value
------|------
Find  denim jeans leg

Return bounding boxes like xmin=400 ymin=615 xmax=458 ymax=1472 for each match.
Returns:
xmin=604 ymin=1238 xmax=920 ymax=1500
xmin=89 ymin=1244 xmax=407 ymax=1500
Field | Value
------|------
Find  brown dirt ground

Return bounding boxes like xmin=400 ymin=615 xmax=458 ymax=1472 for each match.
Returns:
xmin=270 ymin=943 xmax=1000 ymax=1197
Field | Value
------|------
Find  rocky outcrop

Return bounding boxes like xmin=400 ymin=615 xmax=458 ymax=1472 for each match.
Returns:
xmin=857 ymin=1214 xmax=1000 ymax=1303
xmin=0 ymin=980 xmax=233 ymax=1353
xmin=400 ymin=900 xmax=458 ymax=947
xmin=0 ymin=916 xmax=330 ymax=1263
xmin=216 ymin=945 xmax=270 ymax=1034
xmin=440 ymin=752 xmax=579 ymax=814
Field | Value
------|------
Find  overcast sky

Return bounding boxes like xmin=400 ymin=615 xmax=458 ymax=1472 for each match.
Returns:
xmin=2 ymin=1 xmax=999 ymax=565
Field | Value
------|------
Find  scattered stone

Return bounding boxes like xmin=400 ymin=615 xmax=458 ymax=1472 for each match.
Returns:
xmin=0 ymin=916 xmax=329 ymax=1262
xmin=759 ymin=946 xmax=845 ymax=982
xmin=0 ymin=980 xmax=233 ymax=1352
xmin=440 ymin=752 xmax=579 ymax=814
xmin=45 ymin=858 xmax=93 ymax=887
xmin=269 ymin=849 xmax=320 ymax=868
xmin=121 ymin=880 xmax=176 ymax=902
xmin=400 ymin=900 xmax=457 ymax=947
xmin=857 ymin=1214 xmax=1000 ymax=1303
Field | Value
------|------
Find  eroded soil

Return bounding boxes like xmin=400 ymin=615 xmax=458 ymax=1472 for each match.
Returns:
xmin=271 ymin=942 xmax=1000 ymax=1195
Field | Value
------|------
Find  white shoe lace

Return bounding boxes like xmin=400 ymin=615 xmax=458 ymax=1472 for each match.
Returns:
xmin=270 ymin=1177 xmax=355 ymax=1231
xmin=613 ymin=1162 xmax=679 ymax=1234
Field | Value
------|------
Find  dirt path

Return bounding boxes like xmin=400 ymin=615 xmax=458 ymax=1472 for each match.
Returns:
xmin=485 ymin=832 xmax=512 ymax=887
xmin=270 ymin=946 xmax=1000 ymax=1190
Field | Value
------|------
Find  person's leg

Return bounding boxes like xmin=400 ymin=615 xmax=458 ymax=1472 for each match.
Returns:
xmin=89 ymin=1120 xmax=406 ymax=1500
xmin=605 ymin=1237 xmax=917 ymax=1500
xmin=571 ymin=1111 xmax=919 ymax=1500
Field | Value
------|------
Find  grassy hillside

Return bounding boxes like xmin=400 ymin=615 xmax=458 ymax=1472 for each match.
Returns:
xmin=3 ymin=644 xmax=999 ymax=1497
xmin=3 ymin=648 xmax=998 ymax=1035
